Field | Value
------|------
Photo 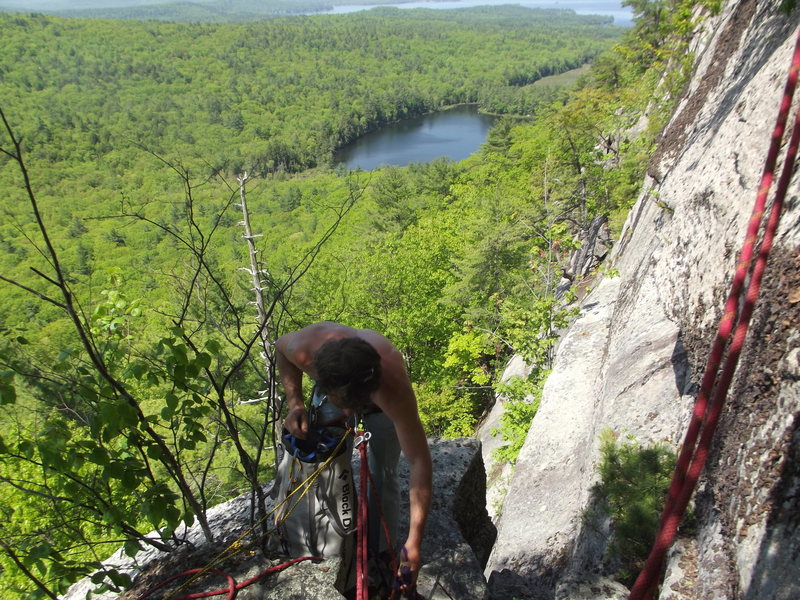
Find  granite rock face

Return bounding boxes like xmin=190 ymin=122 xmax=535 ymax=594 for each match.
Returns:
xmin=397 ymin=437 xmax=495 ymax=600
xmin=476 ymin=354 xmax=532 ymax=521
xmin=485 ymin=277 xmax=625 ymax=600
xmin=62 ymin=438 xmax=493 ymax=600
xmin=477 ymin=216 xmax=613 ymax=525
xmin=485 ymin=0 xmax=800 ymax=598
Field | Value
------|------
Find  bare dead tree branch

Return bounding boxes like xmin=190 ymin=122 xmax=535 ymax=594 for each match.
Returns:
xmin=0 ymin=106 xmax=214 ymax=543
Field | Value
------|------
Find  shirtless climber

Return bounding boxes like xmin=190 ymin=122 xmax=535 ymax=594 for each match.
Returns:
xmin=275 ymin=321 xmax=432 ymax=590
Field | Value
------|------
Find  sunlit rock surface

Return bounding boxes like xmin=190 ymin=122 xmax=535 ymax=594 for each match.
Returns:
xmin=485 ymin=0 xmax=800 ymax=597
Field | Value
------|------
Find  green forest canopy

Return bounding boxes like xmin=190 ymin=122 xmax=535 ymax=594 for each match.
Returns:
xmin=0 ymin=6 xmax=622 ymax=338
xmin=0 ymin=0 xmax=702 ymax=596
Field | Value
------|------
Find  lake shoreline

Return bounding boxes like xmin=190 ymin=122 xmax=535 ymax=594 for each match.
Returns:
xmin=333 ymin=59 xmax=596 ymax=165
xmin=334 ymin=104 xmax=500 ymax=170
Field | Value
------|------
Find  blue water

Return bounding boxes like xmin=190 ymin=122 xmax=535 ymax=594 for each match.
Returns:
xmin=335 ymin=105 xmax=497 ymax=170
xmin=316 ymin=0 xmax=634 ymax=27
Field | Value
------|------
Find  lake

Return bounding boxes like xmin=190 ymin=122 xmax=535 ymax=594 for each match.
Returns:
xmin=326 ymin=1 xmax=631 ymax=170
xmin=315 ymin=0 xmax=634 ymax=28
xmin=334 ymin=104 xmax=498 ymax=170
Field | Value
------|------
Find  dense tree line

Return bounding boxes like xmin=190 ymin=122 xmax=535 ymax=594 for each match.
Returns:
xmin=34 ymin=1 xmax=618 ymax=24
xmin=0 ymin=7 xmax=621 ymax=329
xmin=0 ymin=1 xmax=709 ymax=597
xmin=0 ymin=7 xmax=619 ymax=173
xmin=3 ymin=0 xmax=460 ymax=22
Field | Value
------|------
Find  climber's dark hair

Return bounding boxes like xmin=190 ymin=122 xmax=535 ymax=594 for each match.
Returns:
xmin=313 ymin=337 xmax=382 ymax=409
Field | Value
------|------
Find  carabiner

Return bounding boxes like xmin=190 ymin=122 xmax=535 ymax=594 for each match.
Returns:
xmin=353 ymin=431 xmax=372 ymax=447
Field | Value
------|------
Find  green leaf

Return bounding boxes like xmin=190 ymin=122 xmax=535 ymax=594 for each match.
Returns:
xmin=195 ymin=352 xmax=212 ymax=369
xmin=172 ymin=344 xmax=188 ymax=365
xmin=91 ymin=571 xmax=107 ymax=584
xmin=18 ymin=440 xmax=35 ymax=458
xmin=57 ymin=348 xmax=75 ymax=362
xmin=126 ymin=361 xmax=148 ymax=380
xmin=109 ymin=570 xmax=133 ymax=588
xmin=99 ymin=407 xmax=121 ymax=440
xmin=87 ymin=445 xmax=108 ymax=466
xmin=182 ymin=512 xmax=195 ymax=528
xmin=120 ymin=466 xmax=139 ymax=491
xmin=28 ymin=543 xmax=52 ymax=561
xmin=205 ymin=339 xmax=221 ymax=354
xmin=142 ymin=500 xmax=165 ymax=526
xmin=116 ymin=401 xmax=139 ymax=429
xmin=164 ymin=505 xmax=181 ymax=527
xmin=123 ymin=540 xmax=141 ymax=558
xmin=185 ymin=361 xmax=199 ymax=378
xmin=0 ymin=382 xmax=16 ymax=405
xmin=165 ymin=391 xmax=179 ymax=410
xmin=104 ymin=461 xmax=125 ymax=482
xmin=172 ymin=364 xmax=186 ymax=387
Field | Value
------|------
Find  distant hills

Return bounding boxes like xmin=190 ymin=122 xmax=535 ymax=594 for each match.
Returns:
xmin=2 ymin=0 xmax=413 ymax=21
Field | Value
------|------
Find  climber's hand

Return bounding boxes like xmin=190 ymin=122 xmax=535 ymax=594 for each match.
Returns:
xmin=284 ymin=406 xmax=309 ymax=440
xmin=396 ymin=545 xmax=420 ymax=594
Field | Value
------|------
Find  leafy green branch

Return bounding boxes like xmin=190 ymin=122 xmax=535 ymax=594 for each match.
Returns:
xmin=589 ymin=429 xmax=678 ymax=584
xmin=0 ymin=106 xmax=362 ymax=597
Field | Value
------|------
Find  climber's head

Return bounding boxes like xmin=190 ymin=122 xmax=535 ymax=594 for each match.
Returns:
xmin=312 ymin=337 xmax=382 ymax=410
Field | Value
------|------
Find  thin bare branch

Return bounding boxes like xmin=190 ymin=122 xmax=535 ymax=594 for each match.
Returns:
xmin=0 ymin=274 xmax=66 ymax=309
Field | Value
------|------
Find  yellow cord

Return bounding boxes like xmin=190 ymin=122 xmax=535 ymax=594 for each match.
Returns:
xmin=154 ymin=428 xmax=352 ymax=600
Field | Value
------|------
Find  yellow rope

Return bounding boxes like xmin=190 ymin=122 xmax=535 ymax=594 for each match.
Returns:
xmin=274 ymin=427 xmax=352 ymax=527
xmin=153 ymin=428 xmax=353 ymax=600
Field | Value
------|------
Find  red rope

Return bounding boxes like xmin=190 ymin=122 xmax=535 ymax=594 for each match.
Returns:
xmin=134 ymin=556 xmax=321 ymax=600
xmin=356 ymin=433 xmax=370 ymax=600
xmin=364 ymin=464 xmax=400 ymax=586
xmin=629 ymin=26 xmax=800 ymax=600
xmin=133 ymin=568 xmax=236 ymax=600
xmin=233 ymin=556 xmax=323 ymax=591
xmin=355 ymin=430 xmax=404 ymax=599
